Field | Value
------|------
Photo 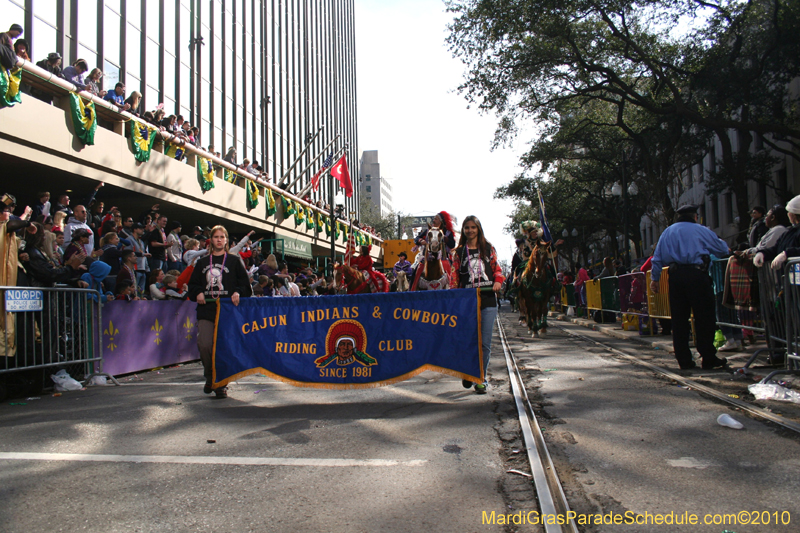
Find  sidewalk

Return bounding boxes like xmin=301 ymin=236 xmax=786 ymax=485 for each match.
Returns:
xmin=544 ymin=310 xmax=771 ymax=372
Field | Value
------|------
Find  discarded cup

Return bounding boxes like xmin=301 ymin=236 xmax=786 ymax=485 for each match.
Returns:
xmin=717 ymin=414 xmax=744 ymax=429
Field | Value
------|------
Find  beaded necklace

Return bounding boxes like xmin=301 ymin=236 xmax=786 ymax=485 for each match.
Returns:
xmin=209 ymin=252 xmax=227 ymax=299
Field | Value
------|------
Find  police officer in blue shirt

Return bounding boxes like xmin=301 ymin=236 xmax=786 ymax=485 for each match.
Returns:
xmin=650 ymin=205 xmax=730 ymax=370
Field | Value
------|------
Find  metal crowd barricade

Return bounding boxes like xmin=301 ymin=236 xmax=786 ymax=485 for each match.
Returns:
xmin=646 ymin=268 xmax=672 ymax=319
xmin=585 ymin=279 xmax=602 ymax=311
xmin=619 ymin=272 xmax=648 ymax=316
xmin=760 ymin=259 xmax=800 ymax=382
xmin=738 ymin=265 xmax=787 ymax=373
xmin=1 ymin=286 xmax=120 ymax=391
xmin=561 ymin=283 xmax=575 ymax=313
xmin=708 ymin=258 xmax=765 ymax=363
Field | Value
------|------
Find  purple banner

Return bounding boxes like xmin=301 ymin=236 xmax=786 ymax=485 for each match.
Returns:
xmin=100 ymin=300 xmax=200 ymax=376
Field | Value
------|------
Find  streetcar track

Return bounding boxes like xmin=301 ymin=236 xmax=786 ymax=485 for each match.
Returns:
xmin=551 ymin=322 xmax=800 ymax=435
xmin=496 ymin=316 xmax=579 ymax=533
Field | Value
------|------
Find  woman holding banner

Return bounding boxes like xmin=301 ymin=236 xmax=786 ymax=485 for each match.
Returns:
xmin=450 ymin=216 xmax=505 ymax=394
xmin=188 ymin=225 xmax=250 ymax=399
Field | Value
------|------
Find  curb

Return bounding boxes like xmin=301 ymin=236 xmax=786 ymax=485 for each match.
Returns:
xmin=546 ymin=311 xmax=674 ymax=352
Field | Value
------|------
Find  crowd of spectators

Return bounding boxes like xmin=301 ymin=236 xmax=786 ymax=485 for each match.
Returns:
xmin=1 ymin=23 xmax=271 ymax=184
xmin=4 ymin=184 xmax=347 ymax=303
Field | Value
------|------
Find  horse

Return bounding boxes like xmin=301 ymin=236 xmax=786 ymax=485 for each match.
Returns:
xmin=518 ymin=241 xmax=556 ymax=338
xmin=412 ymin=227 xmax=450 ymax=291
xmin=395 ymin=270 xmax=409 ymax=292
xmin=334 ymin=263 xmax=389 ymax=294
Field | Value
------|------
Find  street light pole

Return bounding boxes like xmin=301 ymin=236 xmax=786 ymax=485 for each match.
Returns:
xmin=622 ymin=150 xmax=629 ymax=267
xmin=329 ymin=173 xmax=336 ymax=277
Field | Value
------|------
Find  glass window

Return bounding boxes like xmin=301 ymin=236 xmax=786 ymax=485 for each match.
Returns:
xmin=34 ymin=0 xmax=58 ymax=26
xmin=127 ymin=0 xmax=141 ymax=28
xmin=180 ymin=104 xmax=191 ymax=120
xmin=145 ymin=0 xmax=160 ymax=40
xmin=163 ymin=52 xmax=176 ymax=103
xmin=78 ymin=0 xmax=98 ymax=50
xmin=225 ymin=133 xmax=233 ymax=155
xmin=104 ymin=8 xmax=121 ymax=66
xmin=164 ymin=0 xmax=176 ymax=56
xmin=200 ymin=24 xmax=210 ymax=77
xmin=201 ymin=0 xmax=210 ymax=26
xmin=164 ymin=96 xmax=175 ymax=116
xmin=31 ymin=17 xmax=57 ymax=62
xmin=126 ymin=25 xmax=141 ymax=79
xmin=214 ymin=127 xmax=222 ymax=154
xmin=225 ymin=97 xmax=233 ymax=135
xmin=146 ymin=38 xmax=159 ymax=89
xmin=145 ymin=84 xmax=158 ymax=112
xmin=103 ymin=60 xmax=120 ymax=92
xmin=179 ymin=3 xmax=191 ymax=66
xmin=202 ymin=119 xmax=211 ymax=149
xmin=213 ymin=87 xmax=222 ymax=130
xmin=77 ymin=45 xmax=97 ymax=70
xmin=213 ymin=37 xmax=222 ymax=89
xmin=180 ymin=62 xmax=191 ymax=109
xmin=201 ymin=83 xmax=210 ymax=126
xmin=236 ymin=104 xmax=243 ymax=138
xmin=225 ymin=45 xmax=232 ymax=79
xmin=127 ymin=74 xmax=140 ymax=89
xmin=105 ymin=0 xmax=121 ymax=13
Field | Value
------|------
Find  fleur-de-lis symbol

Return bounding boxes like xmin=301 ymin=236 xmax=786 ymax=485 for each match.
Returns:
xmin=183 ymin=316 xmax=195 ymax=341
xmin=104 ymin=320 xmax=119 ymax=351
xmin=152 ymin=319 xmax=163 ymax=345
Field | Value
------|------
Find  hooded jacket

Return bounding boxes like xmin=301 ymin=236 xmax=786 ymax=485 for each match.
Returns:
xmin=80 ymin=260 xmax=113 ymax=302
xmin=64 ymin=216 xmax=94 ymax=256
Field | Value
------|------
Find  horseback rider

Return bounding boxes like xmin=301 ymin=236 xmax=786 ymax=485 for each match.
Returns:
xmin=345 ymin=244 xmax=389 ymax=293
xmin=412 ymin=211 xmax=456 ymax=289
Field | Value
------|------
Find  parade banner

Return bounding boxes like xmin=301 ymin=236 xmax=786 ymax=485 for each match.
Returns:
xmin=101 ymin=300 xmax=199 ymax=375
xmin=165 ymin=141 xmax=186 ymax=161
xmin=265 ymin=188 xmax=276 ymax=216
xmin=212 ymin=289 xmax=484 ymax=389
xmin=129 ymin=122 xmax=158 ymax=162
xmin=246 ymin=179 xmax=259 ymax=211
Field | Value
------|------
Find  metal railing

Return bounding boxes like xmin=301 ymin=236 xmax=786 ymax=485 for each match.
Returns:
xmin=645 ymin=268 xmax=672 ymax=319
xmin=1 ymin=286 xmax=119 ymax=388
xmin=758 ymin=260 xmax=800 ymax=382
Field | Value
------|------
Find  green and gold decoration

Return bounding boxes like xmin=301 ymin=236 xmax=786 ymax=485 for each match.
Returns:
xmin=246 ymin=179 xmax=260 ymax=211
xmin=224 ymin=168 xmax=237 ymax=183
xmin=129 ymin=122 xmax=158 ymax=162
xmin=197 ymin=156 xmax=215 ymax=192
xmin=165 ymin=141 xmax=186 ymax=161
xmin=280 ymin=195 xmax=296 ymax=216
xmin=0 ymin=67 xmax=22 ymax=108
xmin=265 ymin=188 xmax=276 ymax=216
xmin=67 ymin=93 xmax=97 ymax=145
xmin=294 ymin=203 xmax=305 ymax=227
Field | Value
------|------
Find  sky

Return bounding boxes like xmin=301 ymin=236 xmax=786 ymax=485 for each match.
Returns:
xmin=354 ymin=0 xmax=526 ymax=263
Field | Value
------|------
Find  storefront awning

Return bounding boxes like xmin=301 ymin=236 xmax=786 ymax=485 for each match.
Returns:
xmin=274 ymin=236 xmax=314 ymax=260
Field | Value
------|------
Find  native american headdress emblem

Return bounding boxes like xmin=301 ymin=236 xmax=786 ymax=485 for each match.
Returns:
xmin=314 ymin=320 xmax=377 ymax=368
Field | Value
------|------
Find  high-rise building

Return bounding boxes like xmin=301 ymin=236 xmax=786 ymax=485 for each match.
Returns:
xmin=359 ymin=150 xmax=393 ymax=216
xmin=1 ymin=0 xmax=365 ymax=264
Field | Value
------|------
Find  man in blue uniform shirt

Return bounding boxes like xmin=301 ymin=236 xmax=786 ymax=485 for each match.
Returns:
xmin=650 ymin=204 xmax=730 ymax=370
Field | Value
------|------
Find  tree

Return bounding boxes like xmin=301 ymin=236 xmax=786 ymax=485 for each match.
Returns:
xmin=448 ymin=0 xmax=800 ymax=237
xmin=358 ymin=198 xmax=403 ymax=239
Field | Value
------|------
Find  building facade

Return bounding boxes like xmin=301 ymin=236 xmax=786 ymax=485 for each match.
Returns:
xmin=359 ymin=150 xmax=393 ymax=216
xmin=5 ymin=0 xmax=359 ymax=213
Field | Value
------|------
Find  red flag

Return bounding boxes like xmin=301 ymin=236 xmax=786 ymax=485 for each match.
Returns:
xmin=330 ymin=154 xmax=353 ymax=197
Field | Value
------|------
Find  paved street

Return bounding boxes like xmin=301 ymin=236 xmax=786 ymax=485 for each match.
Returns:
xmin=3 ymin=306 xmax=800 ymax=532
xmin=0 ymin=327 xmax=535 ymax=533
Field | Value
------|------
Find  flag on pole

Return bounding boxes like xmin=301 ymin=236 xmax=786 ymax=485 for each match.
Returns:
xmin=67 ymin=93 xmax=97 ymax=145
xmin=330 ymin=154 xmax=353 ymax=197
xmin=344 ymin=220 xmax=357 ymax=265
xmin=537 ymin=190 xmax=553 ymax=243
xmin=311 ymin=153 xmax=334 ymax=192
xmin=197 ymin=156 xmax=215 ymax=191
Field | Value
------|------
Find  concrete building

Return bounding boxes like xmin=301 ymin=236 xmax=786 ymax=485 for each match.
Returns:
xmin=359 ymin=150 xmax=393 ymax=216
xmin=639 ymin=132 xmax=800 ymax=255
xmin=1 ymin=0 xmax=373 ymax=266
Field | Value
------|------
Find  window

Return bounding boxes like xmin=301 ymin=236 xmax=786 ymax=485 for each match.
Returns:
xmin=365 ymin=175 xmax=371 ymax=181
xmin=104 ymin=8 xmax=121 ymax=65
xmin=32 ymin=17 xmax=58 ymax=60
xmin=103 ymin=60 xmax=120 ymax=92
xmin=366 ymin=186 xmax=371 ymax=192
xmin=710 ymin=197 xmax=719 ymax=228
xmin=78 ymin=0 xmax=98 ymax=50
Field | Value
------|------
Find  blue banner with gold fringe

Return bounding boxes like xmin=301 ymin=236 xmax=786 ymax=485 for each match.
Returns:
xmin=211 ymin=289 xmax=483 ymax=389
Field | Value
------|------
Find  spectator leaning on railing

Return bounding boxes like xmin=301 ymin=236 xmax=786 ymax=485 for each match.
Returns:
xmin=61 ymin=59 xmax=89 ymax=91
xmin=754 ymin=194 xmax=800 ymax=271
xmin=103 ymin=82 xmax=131 ymax=111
